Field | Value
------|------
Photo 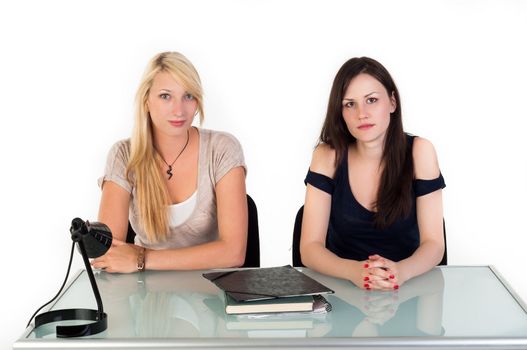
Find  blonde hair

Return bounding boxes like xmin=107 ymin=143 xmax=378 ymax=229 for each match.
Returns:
xmin=127 ymin=52 xmax=204 ymax=243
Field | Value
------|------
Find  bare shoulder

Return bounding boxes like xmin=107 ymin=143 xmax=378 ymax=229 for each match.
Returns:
xmin=412 ymin=137 xmax=440 ymax=179
xmin=310 ymin=143 xmax=337 ymax=178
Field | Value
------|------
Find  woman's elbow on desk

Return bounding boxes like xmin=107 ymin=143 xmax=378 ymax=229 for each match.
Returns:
xmin=228 ymin=250 xmax=246 ymax=268
xmin=204 ymin=236 xmax=248 ymax=269
xmin=300 ymin=242 xmax=327 ymax=270
xmin=220 ymin=238 xmax=247 ymax=268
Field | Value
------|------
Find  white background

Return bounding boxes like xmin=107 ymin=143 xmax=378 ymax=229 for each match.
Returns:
xmin=2 ymin=0 xmax=527 ymax=347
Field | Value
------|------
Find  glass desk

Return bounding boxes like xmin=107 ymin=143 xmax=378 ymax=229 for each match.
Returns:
xmin=14 ymin=266 xmax=527 ymax=349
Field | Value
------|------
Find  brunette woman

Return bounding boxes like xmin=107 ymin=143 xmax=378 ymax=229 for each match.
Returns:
xmin=300 ymin=57 xmax=445 ymax=290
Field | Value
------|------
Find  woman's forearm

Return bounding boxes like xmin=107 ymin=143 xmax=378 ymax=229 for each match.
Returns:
xmin=145 ymin=238 xmax=246 ymax=270
xmin=301 ymin=242 xmax=363 ymax=285
xmin=397 ymin=240 xmax=444 ymax=282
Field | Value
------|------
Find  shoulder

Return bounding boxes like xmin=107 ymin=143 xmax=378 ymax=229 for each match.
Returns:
xmin=310 ymin=143 xmax=337 ymax=179
xmin=411 ymin=136 xmax=440 ymax=179
xmin=202 ymin=128 xmax=243 ymax=152
xmin=99 ymin=139 xmax=132 ymax=188
xmin=107 ymin=139 xmax=131 ymax=160
xmin=111 ymin=138 xmax=131 ymax=151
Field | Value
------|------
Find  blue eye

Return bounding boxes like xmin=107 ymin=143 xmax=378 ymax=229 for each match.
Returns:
xmin=366 ymin=97 xmax=378 ymax=104
xmin=160 ymin=93 xmax=171 ymax=100
xmin=184 ymin=93 xmax=194 ymax=101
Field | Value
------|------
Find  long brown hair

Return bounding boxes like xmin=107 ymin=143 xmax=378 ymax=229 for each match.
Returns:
xmin=319 ymin=57 xmax=413 ymax=229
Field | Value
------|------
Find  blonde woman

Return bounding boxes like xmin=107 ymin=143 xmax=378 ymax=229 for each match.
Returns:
xmin=92 ymin=52 xmax=248 ymax=273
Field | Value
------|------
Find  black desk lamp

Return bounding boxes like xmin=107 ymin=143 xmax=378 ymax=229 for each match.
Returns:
xmin=29 ymin=218 xmax=112 ymax=337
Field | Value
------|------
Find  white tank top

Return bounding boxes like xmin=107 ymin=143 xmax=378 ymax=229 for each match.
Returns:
xmin=168 ymin=191 xmax=197 ymax=227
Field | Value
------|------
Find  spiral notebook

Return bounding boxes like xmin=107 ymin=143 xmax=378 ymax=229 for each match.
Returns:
xmin=202 ymin=265 xmax=334 ymax=302
xmin=204 ymin=293 xmax=332 ymax=320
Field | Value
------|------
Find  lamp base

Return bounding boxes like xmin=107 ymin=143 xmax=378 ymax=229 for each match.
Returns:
xmin=35 ymin=308 xmax=107 ymax=338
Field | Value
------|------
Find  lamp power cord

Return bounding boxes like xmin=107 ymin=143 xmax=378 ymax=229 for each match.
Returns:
xmin=26 ymin=242 xmax=75 ymax=328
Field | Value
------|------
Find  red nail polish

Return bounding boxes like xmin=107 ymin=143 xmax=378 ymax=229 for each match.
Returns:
xmin=389 ymin=274 xmax=395 ymax=279
xmin=363 ymin=263 xmax=369 ymax=268
xmin=393 ymin=284 xmax=399 ymax=290
xmin=364 ymin=283 xmax=369 ymax=288
xmin=366 ymin=287 xmax=371 ymax=291
xmin=363 ymin=276 xmax=369 ymax=281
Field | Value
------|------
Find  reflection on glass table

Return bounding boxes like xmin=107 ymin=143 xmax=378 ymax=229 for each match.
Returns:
xmin=16 ymin=266 xmax=527 ymax=350
xmin=321 ymin=267 xmax=444 ymax=337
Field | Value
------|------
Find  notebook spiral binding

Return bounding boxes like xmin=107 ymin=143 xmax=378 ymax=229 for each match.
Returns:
xmin=313 ymin=295 xmax=332 ymax=312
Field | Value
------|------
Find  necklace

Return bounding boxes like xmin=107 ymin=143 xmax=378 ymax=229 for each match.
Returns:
xmin=160 ymin=130 xmax=190 ymax=180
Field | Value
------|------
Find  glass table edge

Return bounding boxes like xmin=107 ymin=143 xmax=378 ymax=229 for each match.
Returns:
xmin=13 ymin=336 xmax=527 ymax=349
xmin=488 ymin=265 xmax=527 ymax=313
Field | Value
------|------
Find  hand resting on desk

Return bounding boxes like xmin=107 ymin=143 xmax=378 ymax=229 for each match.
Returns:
xmin=91 ymin=239 xmax=143 ymax=273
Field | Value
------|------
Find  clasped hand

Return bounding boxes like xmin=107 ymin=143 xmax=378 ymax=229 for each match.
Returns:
xmin=91 ymin=240 xmax=142 ymax=273
xmin=360 ymin=254 xmax=403 ymax=291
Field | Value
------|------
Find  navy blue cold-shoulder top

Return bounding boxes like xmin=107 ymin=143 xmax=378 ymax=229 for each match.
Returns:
xmin=304 ymin=135 xmax=445 ymax=262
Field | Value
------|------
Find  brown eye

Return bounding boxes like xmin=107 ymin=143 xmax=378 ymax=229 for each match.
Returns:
xmin=366 ymin=97 xmax=378 ymax=104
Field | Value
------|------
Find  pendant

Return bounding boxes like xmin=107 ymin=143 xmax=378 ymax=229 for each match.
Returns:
xmin=167 ymin=165 xmax=173 ymax=180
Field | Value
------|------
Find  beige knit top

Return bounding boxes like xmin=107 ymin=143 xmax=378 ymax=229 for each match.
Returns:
xmin=98 ymin=128 xmax=247 ymax=250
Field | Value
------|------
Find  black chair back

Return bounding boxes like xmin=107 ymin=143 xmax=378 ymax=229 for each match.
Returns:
xmin=439 ymin=219 xmax=448 ymax=266
xmin=292 ymin=205 xmax=447 ymax=267
xmin=243 ymin=194 xmax=260 ymax=267
xmin=126 ymin=194 xmax=260 ymax=267
xmin=126 ymin=222 xmax=136 ymax=244
xmin=292 ymin=206 xmax=305 ymax=267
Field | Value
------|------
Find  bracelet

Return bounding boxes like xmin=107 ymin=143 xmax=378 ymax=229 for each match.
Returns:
xmin=137 ymin=247 xmax=146 ymax=272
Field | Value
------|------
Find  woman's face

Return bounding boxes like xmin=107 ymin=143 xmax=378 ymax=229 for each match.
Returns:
xmin=341 ymin=73 xmax=396 ymax=144
xmin=147 ymin=71 xmax=198 ymax=138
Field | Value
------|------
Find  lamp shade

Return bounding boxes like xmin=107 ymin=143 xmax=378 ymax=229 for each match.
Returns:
xmin=70 ymin=218 xmax=112 ymax=258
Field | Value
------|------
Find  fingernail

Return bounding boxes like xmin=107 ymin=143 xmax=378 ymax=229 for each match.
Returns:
xmin=363 ymin=263 xmax=369 ymax=268
xmin=364 ymin=283 xmax=370 ymax=288
xmin=366 ymin=287 xmax=371 ymax=291
xmin=363 ymin=276 xmax=369 ymax=281
xmin=393 ymin=284 xmax=399 ymax=290
xmin=389 ymin=274 xmax=395 ymax=279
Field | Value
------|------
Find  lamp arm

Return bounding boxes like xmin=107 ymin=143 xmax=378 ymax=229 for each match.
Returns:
xmin=77 ymin=240 xmax=104 ymax=317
